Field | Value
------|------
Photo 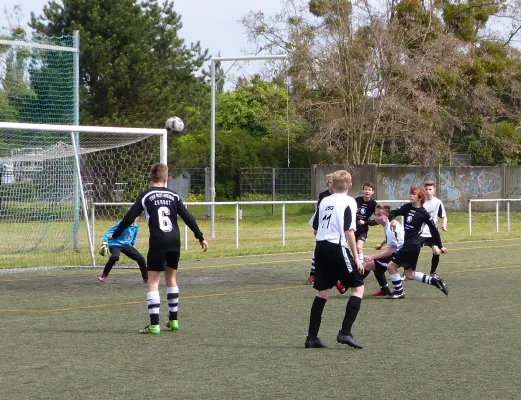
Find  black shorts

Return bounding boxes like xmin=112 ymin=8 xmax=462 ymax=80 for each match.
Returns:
xmin=147 ymin=249 xmax=180 ymax=272
xmin=355 ymin=231 xmax=368 ymax=242
xmin=313 ymin=241 xmax=364 ymax=291
xmin=419 ymin=237 xmax=438 ymax=248
xmin=391 ymin=247 xmax=421 ymax=270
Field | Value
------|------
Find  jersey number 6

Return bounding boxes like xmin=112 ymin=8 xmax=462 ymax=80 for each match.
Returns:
xmin=158 ymin=206 xmax=173 ymax=232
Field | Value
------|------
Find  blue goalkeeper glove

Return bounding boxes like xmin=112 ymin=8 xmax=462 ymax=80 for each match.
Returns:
xmin=99 ymin=242 xmax=109 ymax=257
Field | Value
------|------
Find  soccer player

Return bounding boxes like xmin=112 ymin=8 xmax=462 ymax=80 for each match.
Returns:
xmin=110 ymin=163 xmax=208 ymax=335
xmin=363 ymin=203 xmax=404 ymax=297
xmin=420 ymin=180 xmax=448 ymax=277
xmin=305 ymin=175 xmax=333 ymax=282
xmin=97 ymin=217 xmax=147 ymax=283
xmin=386 ymin=186 xmax=448 ymax=299
xmin=355 ymin=182 xmax=377 ymax=262
xmin=305 ymin=170 xmax=365 ymax=349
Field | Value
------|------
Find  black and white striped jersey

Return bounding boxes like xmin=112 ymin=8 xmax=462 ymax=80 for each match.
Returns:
xmin=112 ymin=186 xmax=204 ymax=251
xmin=420 ymin=197 xmax=446 ymax=238
xmin=389 ymin=203 xmax=442 ymax=249
xmin=312 ymin=193 xmax=357 ymax=247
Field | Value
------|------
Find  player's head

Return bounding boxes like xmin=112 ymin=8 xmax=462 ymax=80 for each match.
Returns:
xmin=409 ymin=186 xmax=426 ymax=205
xmin=150 ymin=163 xmax=168 ymax=186
xmin=424 ymin=180 xmax=436 ymax=199
xmin=362 ymin=182 xmax=375 ymax=198
xmin=375 ymin=203 xmax=391 ymax=225
xmin=326 ymin=173 xmax=333 ymax=192
xmin=332 ymin=170 xmax=352 ymax=193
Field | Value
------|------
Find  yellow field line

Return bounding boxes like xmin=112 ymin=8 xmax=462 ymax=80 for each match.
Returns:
xmin=0 ymin=285 xmax=305 ymax=313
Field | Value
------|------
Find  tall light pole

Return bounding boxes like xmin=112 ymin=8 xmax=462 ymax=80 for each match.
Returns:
xmin=210 ymin=54 xmax=288 ymax=237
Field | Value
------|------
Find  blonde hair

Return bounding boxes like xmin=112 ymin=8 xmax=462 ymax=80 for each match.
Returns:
xmin=376 ymin=203 xmax=392 ymax=215
xmin=150 ymin=163 xmax=168 ymax=183
xmin=424 ymin=180 xmax=436 ymax=188
xmin=332 ymin=170 xmax=352 ymax=192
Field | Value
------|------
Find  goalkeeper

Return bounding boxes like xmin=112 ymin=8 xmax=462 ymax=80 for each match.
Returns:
xmin=98 ymin=217 xmax=148 ymax=283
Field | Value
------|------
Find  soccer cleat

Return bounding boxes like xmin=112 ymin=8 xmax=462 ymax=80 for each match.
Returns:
xmin=165 ymin=320 xmax=179 ymax=331
xmin=305 ymin=275 xmax=315 ymax=285
xmin=433 ymin=276 xmax=449 ymax=296
xmin=430 ymin=272 xmax=443 ymax=281
xmin=336 ymin=282 xmax=347 ymax=295
xmin=388 ymin=291 xmax=406 ymax=299
xmin=304 ymin=337 xmax=328 ymax=348
xmin=138 ymin=324 xmax=160 ymax=335
xmin=337 ymin=332 xmax=364 ymax=349
xmin=373 ymin=287 xmax=392 ymax=296
xmin=98 ymin=273 xmax=107 ymax=282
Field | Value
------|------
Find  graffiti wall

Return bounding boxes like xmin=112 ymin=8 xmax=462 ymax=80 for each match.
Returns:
xmin=314 ymin=165 xmax=520 ymax=211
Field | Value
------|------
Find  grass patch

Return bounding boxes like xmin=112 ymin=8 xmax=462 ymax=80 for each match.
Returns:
xmin=1 ymin=209 xmax=521 ymax=268
xmin=0 ymin=242 xmax=520 ymax=399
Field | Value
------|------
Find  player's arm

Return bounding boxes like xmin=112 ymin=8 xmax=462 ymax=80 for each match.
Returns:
xmin=344 ymin=205 xmax=363 ymax=273
xmin=425 ymin=215 xmax=447 ymax=253
xmin=177 ymin=199 xmax=205 ymax=240
xmin=439 ymin=202 xmax=448 ymax=231
xmin=111 ymin=196 xmax=144 ymax=239
xmin=103 ymin=223 xmax=118 ymax=243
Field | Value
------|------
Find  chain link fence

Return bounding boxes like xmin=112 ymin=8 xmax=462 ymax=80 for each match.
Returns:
xmin=239 ymin=168 xmax=311 ymax=200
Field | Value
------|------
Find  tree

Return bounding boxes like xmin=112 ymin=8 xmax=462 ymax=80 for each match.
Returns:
xmin=30 ymin=0 xmax=209 ymax=130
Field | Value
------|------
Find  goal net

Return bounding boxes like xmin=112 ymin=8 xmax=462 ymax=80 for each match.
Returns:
xmin=0 ymin=122 xmax=166 ymax=269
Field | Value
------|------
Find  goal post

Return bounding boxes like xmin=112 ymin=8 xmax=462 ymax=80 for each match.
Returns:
xmin=0 ymin=121 xmax=167 ymax=268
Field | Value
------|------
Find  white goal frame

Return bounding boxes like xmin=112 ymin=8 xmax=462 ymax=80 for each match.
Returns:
xmin=0 ymin=121 xmax=167 ymax=266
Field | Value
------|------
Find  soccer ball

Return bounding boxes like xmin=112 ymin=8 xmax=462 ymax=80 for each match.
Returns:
xmin=165 ymin=116 xmax=184 ymax=134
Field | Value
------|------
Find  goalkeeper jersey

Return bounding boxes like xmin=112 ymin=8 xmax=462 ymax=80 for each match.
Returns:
xmin=103 ymin=221 xmax=138 ymax=247
xmin=112 ymin=186 xmax=204 ymax=251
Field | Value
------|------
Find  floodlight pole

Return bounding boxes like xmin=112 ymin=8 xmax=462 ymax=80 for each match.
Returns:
xmin=209 ymin=54 xmax=288 ymax=238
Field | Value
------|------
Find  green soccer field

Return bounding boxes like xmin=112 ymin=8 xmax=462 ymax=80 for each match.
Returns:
xmin=1 ymin=240 xmax=520 ymax=399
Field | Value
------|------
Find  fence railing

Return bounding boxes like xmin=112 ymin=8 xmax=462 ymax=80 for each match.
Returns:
xmin=468 ymin=199 xmax=521 ymax=235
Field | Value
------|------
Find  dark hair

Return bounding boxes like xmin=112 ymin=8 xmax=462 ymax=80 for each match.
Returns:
xmin=363 ymin=182 xmax=375 ymax=190
xmin=150 ymin=163 xmax=168 ymax=183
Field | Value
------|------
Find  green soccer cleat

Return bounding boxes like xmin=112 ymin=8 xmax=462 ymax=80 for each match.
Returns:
xmin=138 ymin=324 xmax=160 ymax=335
xmin=165 ymin=320 xmax=179 ymax=331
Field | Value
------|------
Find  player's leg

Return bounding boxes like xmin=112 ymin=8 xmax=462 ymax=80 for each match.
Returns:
xmin=337 ymin=254 xmax=365 ymax=349
xmin=430 ymin=244 xmax=441 ymax=276
xmin=405 ymin=250 xmax=448 ymax=295
xmin=306 ymin=243 xmax=332 ymax=348
xmin=373 ymin=260 xmax=392 ymax=296
xmin=138 ymin=251 xmax=164 ymax=334
xmin=121 ymin=246 xmax=148 ymax=283
xmin=387 ymin=255 xmax=405 ymax=299
xmin=306 ymin=252 xmax=316 ymax=285
xmin=164 ymin=251 xmax=181 ymax=331
xmin=356 ymin=238 xmax=365 ymax=262
xmin=98 ymin=246 xmax=121 ymax=282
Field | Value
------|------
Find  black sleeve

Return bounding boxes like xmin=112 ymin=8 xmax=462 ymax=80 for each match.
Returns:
xmin=343 ymin=205 xmax=353 ymax=231
xmin=112 ymin=194 xmax=144 ymax=238
xmin=388 ymin=204 xmax=407 ymax=221
xmin=366 ymin=219 xmax=378 ymax=227
xmin=312 ymin=210 xmax=319 ymax=230
xmin=425 ymin=214 xmax=443 ymax=248
xmin=177 ymin=199 xmax=204 ymax=241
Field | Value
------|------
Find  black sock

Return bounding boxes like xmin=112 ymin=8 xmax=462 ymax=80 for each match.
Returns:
xmin=308 ymin=296 xmax=327 ymax=339
xmin=341 ymin=296 xmax=362 ymax=335
xmin=374 ymin=267 xmax=388 ymax=288
xmin=362 ymin=270 xmax=371 ymax=279
xmin=430 ymin=254 xmax=440 ymax=274
xmin=150 ymin=314 xmax=160 ymax=325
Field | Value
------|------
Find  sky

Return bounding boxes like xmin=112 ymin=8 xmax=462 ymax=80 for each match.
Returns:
xmin=1 ymin=0 xmax=285 ymax=88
